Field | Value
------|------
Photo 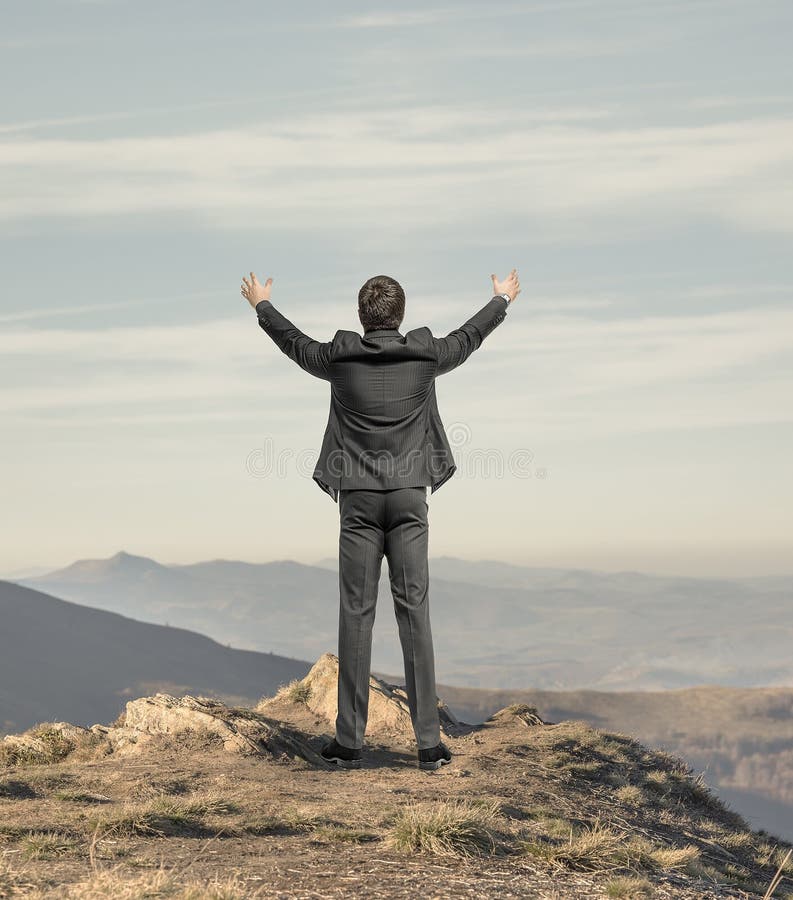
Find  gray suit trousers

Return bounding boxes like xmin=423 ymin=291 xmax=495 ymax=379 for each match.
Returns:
xmin=336 ymin=486 xmax=441 ymax=750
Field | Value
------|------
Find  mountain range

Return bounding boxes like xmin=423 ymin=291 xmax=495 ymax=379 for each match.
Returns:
xmin=18 ymin=550 xmax=793 ymax=692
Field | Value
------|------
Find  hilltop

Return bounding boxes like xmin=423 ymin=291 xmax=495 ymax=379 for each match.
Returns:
xmin=1 ymin=654 xmax=791 ymax=899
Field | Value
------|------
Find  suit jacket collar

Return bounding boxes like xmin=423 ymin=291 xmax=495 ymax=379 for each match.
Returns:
xmin=363 ymin=328 xmax=403 ymax=338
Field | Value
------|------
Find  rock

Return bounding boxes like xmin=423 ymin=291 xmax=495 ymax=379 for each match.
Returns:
xmin=105 ymin=693 xmax=327 ymax=764
xmin=0 ymin=721 xmax=91 ymax=764
xmin=2 ymin=696 xmax=329 ymax=767
xmin=485 ymin=704 xmax=547 ymax=728
xmin=117 ymin=693 xmax=264 ymax=755
xmin=270 ymin=652 xmax=465 ymax=741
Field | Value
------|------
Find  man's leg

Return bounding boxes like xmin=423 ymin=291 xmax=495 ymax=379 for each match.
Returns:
xmin=383 ymin=487 xmax=441 ymax=750
xmin=336 ymin=488 xmax=385 ymax=749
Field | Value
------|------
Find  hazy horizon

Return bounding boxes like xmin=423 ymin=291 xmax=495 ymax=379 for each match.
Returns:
xmin=3 ymin=1 xmax=792 ymax=576
xmin=4 ymin=546 xmax=793 ymax=582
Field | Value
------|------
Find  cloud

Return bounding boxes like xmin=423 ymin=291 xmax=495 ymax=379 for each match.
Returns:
xmin=0 ymin=292 xmax=221 ymax=323
xmin=339 ymin=9 xmax=459 ymax=28
xmin=335 ymin=0 xmax=747 ymax=29
xmin=3 ymin=304 xmax=792 ymax=443
xmin=1 ymin=105 xmax=791 ymax=236
xmin=682 ymin=94 xmax=792 ymax=112
xmin=0 ymin=86 xmax=351 ymax=137
xmin=487 ymin=304 xmax=793 ymax=390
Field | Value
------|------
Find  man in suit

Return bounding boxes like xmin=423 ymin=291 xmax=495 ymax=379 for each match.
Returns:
xmin=241 ymin=269 xmax=521 ymax=770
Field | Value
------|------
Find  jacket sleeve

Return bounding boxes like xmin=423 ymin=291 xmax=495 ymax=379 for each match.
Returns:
xmin=255 ymin=299 xmax=333 ymax=381
xmin=430 ymin=295 xmax=509 ymax=376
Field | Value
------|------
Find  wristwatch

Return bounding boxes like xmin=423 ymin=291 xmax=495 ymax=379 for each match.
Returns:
xmin=497 ymin=293 xmax=512 ymax=305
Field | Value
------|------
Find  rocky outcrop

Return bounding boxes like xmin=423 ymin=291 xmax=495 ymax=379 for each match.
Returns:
xmin=1 ymin=652 xmax=483 ymax=769
xmin=0 ymin=721 xmax=93 ymax=765
xmin=1 ymin=693 xmax=328 ymax=766
xmin=99 ymin=693 xmax=327 ymax=763
xmin=258 ymin=652 xmax=468 ymax=741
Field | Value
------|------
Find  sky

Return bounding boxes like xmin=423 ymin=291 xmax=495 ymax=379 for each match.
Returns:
xmin=1 ymin=0 xmax=792 ymax=577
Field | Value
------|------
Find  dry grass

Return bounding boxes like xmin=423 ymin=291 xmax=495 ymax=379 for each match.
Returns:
xmin=257 ymin=677 xmax=313 ymax=708
xmin=521 ymin=817 xmax=625 ymax=873
xmin=286 ymin=678 xmax=311 ymax=703
xmin=23 ymin=863 xmax=265 ymax=899
xmin=241 ymin=804 xmax=324 ymax=836
xmin=123 ymin=775 xmax=193 ymax=801
xmin=2 ymin=689 xmax=792 ymax=899
xmin=385 ymin=798 xmax=503 ymax=858
xmin=519 ymin=815 xmax=701 ymax=876
xmin=20 ymin=829 xmax=80 ymax=859
xmin=1 ymin=857 xmax=36 ymax=896
xmin=762 ymin=847 xmax=793 ymax=900
xmin=85 ymin=790 xmax=240 ymax=838
xmin=613 ymin=784 xmax=645 ymax=806
xmin=1 ymin=726 xmax=107 ymax=769
xmin=0 ymin=727 xmax=76 ymax=767
xmin=604 ymin=875 xmax=655 ymax=897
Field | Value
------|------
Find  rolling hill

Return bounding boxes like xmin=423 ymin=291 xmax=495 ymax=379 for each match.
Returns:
xmin=0 ymin=579 xmax=311 ymax=736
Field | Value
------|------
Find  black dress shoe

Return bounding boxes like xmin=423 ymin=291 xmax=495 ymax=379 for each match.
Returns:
xmin=418 ymin=740 xmax=452 ymax=770
xmin=321 ymin=737 xmax=362 ymax=769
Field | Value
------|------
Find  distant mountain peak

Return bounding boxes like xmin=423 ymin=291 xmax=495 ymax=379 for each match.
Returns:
xmin=109 ymin=550 xmax=144 ymax=564
xmin=32 ymin=550 xmax=167 ymax=583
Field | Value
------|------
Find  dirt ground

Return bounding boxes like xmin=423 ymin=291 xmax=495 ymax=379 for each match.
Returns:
xmin=1 ymin=667 xmax=792 ymax=898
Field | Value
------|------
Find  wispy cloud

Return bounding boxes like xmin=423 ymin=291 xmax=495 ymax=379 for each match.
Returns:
xmin=0 ymin=87 xmax=349 ymax=136
xmin=3 ymin=305 xmax=792 ymax=441
xmin=0 ymin=100 xmax=262 ymax=136
xmin=488 ymin=305 xmax=793 ymax=391
xmin=1 ymin=106 xmax=792 ymax=236
xmin=0 ymin=292 xmax=220 ymax=323
xmin=339 ymin=8 xmax=459 ymax=28
xmin=335 ymin=0 xmax=749 ymax=29
xmin=682 ymin=94 xmax=792 ymax=111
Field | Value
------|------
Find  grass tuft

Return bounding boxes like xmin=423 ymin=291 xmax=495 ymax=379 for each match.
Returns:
xmin=86 ymin=790 xmax=239 ymax=838
xmin=604 ymin=875 xmax=655 ymax=897
xmin=21 ymin=830 xmax=79 ymax=859
xmin=519 ymin=816 xmax=702 ymax=876
xmin=606 ymin=875 xmax=655 ymax=900
xmin=277 ymin=678 xmax=313 ymax=705
xmin=386 ymin=798 xmax=502 ymax=858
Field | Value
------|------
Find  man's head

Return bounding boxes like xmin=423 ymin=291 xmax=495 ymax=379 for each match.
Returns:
xmin=358 ymin=275 xmax=405 ymax=332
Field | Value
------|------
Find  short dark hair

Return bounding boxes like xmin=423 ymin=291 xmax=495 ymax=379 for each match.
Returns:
xmin=358 ymin=275 xmax=405 ymax=331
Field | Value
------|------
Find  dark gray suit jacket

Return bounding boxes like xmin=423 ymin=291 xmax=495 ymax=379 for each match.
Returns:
xmin=255 ymin=295 xmax=509 ymax=502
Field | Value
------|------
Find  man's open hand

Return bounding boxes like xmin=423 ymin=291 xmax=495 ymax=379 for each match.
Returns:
xmin=491 ymin=268 xmax=521 ymax=302
xmin=241 ymin=272 xmax=273 ymax=309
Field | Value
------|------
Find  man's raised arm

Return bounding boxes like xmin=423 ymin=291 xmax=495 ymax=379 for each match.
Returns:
xmin=431 ymin=269 xmax=520 ymax=376
xmin=256 ymin=299 xmax=333 ymax=381
xmin=241 ymin=272 xmax=332 ymax=381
